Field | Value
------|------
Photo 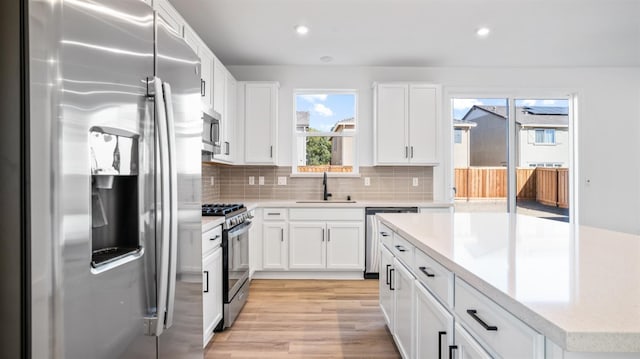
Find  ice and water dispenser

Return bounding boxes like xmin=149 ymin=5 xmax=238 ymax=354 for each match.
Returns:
xmin=90 ymin=127 xmax=141 ymax=269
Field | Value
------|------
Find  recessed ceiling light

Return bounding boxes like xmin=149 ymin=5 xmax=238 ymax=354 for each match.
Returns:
xmin=476 ymin=27 xmax=491 ymax=37
xmin=320 ymin=56 xmax=333 ymax=63
xmin=295 ymin=25 xmax=309 ymax=35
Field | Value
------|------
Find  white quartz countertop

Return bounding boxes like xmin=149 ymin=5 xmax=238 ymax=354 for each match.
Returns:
xmin=377 ymin=212 xmax=640 ymax=353
xmin=202 ymin=217 xmax=225 ymax=233
xmin=232 ymin=200 xmax=451 ymax=209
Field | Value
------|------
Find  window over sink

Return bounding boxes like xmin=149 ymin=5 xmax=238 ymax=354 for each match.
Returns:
xmin=293 ymin=90 xmax=358 ymax=175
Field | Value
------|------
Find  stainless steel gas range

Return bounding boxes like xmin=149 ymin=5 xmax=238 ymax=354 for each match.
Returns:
xmin=202 ymin=204 xmax=253 ymax=329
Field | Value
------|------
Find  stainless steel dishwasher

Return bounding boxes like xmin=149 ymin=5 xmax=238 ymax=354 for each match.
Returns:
xmin=365 ymin=207 xmax=418 ymax=278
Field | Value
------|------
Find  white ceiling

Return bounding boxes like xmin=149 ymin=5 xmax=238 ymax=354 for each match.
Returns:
xmin=169 ymin=0 xmax=640 ymax=67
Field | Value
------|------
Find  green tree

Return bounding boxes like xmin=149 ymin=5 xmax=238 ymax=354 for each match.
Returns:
xmin=306 ymin=129 xmax=332 ymax=165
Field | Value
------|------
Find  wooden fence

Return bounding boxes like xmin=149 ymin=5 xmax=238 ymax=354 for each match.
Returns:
xmin=455 ymin=167 xmax=568 ymax=208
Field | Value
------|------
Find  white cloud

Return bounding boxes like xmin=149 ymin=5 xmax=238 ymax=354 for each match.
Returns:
xmin=453 ymin=98 xmax=483 ymax=110
xmin=314 ymin=103 xmax=334 ymax=117
xmin=299 ymin=94 xmax=328 ymax=103
xmin=542 ymin=99 xmax=557 ymax=105
xmin=521 ymin=99 xmax=537 ymax=106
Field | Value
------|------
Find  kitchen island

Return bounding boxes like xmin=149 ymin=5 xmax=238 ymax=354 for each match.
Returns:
xmin=377 ymin=212 xmax=640 ymax=358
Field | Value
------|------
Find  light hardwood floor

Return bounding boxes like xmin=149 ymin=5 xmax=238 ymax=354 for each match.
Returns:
xmin=205 ymin=279 xmax=400 ymax=359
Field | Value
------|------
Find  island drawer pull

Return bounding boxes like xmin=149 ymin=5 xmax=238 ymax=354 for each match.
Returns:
xmin=394 ymin=245 xmax=407 ymax=252
xmin=389 ymin=268 xmax=395 ymax=290
xmin=385 ymin=264 xmax=391 ymax=285
xmin=448 ymin=345 xmax=457 ymax=359
xmin=438 ymin=331 xmax=446 ymax=359
xmin=467 ymin=309 xmax=498 ymax=331
xmin=380 ymin=232 xmax=390 ymax=237
xmin=419 ymin=266 xmax=435 ymax=277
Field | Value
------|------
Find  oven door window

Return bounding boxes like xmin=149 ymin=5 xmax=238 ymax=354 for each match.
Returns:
xmin=227 ymin=223 xmax=250 ymax=298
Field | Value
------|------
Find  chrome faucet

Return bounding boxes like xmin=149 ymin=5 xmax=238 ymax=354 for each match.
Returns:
xmin=323 ymin=172 xmax=332 ymax=201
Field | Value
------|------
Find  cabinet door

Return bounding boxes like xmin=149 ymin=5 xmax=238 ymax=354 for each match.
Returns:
xmin=326 ymin=222 xmax=364 ymax=270
xmin=415 ymin=281 xmax=454 ymax=359
xmin=200 ymin=49 xmax=214 ymax=114
xmin=202 ymin=247 xmax=222 ymax=346
xmin=379 ymin=245 xmax=395 ymax=329
xmin=394 ymin=258 xmax=415 ymax=359
xmin=376 ymin=84 xmax=408 ymax=164
xmin=408 ymin=84 xmax=439 ymax=164
xmin=289 ymin=222 xmax=325 ymax=269
xmin=213 ymin=57 xmax=225 ymax=116
xmin=453 ymin=323 xmax=492 ymax=359
xmin=244 ymin=82 xmax=278 ymax=164
xmin=154 ymin=0 xmax=183 ymax=36
xmin=222 ymin=71 xmax=237 ymax=161
xmin=262 ymin=222 xmax=287 ymax=269
xmin=183 ymin=25 xmax=200 ymax=55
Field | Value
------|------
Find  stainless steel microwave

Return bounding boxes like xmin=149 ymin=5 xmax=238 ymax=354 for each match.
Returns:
xmin=202 ymin=111 xmax=221 ymax=154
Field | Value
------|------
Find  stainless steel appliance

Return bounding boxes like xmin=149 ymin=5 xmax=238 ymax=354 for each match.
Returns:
xmin=202 ymin=111 xmax=221 ymax=154
xmin=28 ymin=0 xmax=203 ymax=357
xmin=365 ymin=207 xmax=418 ymax=278
xmin=202 ymin=204 xmax=252 ymax=329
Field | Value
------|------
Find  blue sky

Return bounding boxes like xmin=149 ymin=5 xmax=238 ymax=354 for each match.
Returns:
xmin=296 ymin=93 xmax=356 ymax=132
xmin=453 ymin=98 xmax=569 ymax=120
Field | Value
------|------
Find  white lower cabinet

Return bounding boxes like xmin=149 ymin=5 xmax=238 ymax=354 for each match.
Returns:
xmin=202 ymin=246 xmax=222 ymax=347
xmin=415 ymin=281 xmax=454 ymax=359
xmin=262 ymin=222 xmax=288 ymax=269
xmin=289 ymin=222 xmax=325 ymax=269
xmin=379 ymin=245 xmax=395 ymax=329
xmin=453 ymin=323 xmax=492 ymax=359
xmin=288 ymin=221 xmax=364 ymax=270
xmin=326 ymin=222 xmax=364 ymax=269
xmin=393 ymin=258 xmax=415 ymax=359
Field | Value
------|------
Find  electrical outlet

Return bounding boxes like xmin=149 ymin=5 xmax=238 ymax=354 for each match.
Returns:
xmin=278 ymin=176 xmax=287 ymax=185
xmin=248 ymin=176 xmax=255 ymax=185
xmin=364 ymin=177 xmax=370 ymax=186
xmin=412 ymin=177 xmax=419 ymax=187
xmin=259 ymin=176 xmax=265 ymax=185
xmin=210 ymin=176 xmax=214 ymax=186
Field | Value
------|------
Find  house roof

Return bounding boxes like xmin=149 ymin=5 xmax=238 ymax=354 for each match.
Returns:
xmin=453 ymin=119 xmax=477 ymax=128
xmin=461 ymin=105 xmax=568 ymax=128
xmin=331 ymin=118 xmax=355 ymax=132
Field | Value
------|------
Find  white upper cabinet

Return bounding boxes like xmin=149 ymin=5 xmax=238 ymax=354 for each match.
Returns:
xmin=213 ymin=57 xmax=226 ymax=116
xmin=221 ymin=70 xmax=237 ymax=161
xmin=374 ymin=83 xmax=441 ymax=165
xmin=243 ymin=82 xmax=279 ymax=165
xmin=199 ymin=48 xmax=215 ymax=114
xmin=154 ymin=0 xmax=183 ymax=36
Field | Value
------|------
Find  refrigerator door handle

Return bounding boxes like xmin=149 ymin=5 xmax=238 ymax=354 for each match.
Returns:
xmin=150 ymin=76 xmax=171 ymax=337
xmin=162 ymin=81 xmax=179 ymax=330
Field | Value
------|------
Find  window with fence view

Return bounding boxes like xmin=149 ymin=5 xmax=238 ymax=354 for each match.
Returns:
xmin=452 ymin=98 xmax=570 ymax=221
xmin=294 ymin=91 xmax=357 ymax=174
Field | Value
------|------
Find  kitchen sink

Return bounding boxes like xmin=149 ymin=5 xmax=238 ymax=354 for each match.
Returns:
xmin=295 ymin=200 xmax=357 ymax=204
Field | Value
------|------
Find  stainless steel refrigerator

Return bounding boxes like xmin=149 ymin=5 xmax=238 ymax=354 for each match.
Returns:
xmin=29 ymin=0 xmax=203 ymax=357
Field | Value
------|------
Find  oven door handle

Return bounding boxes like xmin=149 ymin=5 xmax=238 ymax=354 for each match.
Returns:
xmin=228 ymin=221 xmax=252 ymax=238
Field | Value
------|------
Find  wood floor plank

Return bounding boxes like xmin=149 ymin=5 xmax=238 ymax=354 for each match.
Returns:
xmin=205 ymin=279 xmax=400 ymax=359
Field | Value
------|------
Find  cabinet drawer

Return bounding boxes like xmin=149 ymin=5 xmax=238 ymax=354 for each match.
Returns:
xmin=392 ymin=233 xmax=414 ymax=268
xmin=202 ymin=225 xmax=222 ymax=256
xmin=289 ymin=208 xmax=363 ymax=221
xmin=415 ymin=249 xmax=453 ymax=308
xmin=263 ymin=208 xmax=287 ymax=221
xmin=455 ymin=279 xmax=544 ymax=359
xmin=378 ymin=222 xmax=393 ymax=249
xmin=454 ymin=322 xmax=492 ymax=359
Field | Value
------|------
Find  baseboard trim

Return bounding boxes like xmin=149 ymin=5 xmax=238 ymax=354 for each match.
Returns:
xmin=252 ymin=271 xmax=365 ymax=280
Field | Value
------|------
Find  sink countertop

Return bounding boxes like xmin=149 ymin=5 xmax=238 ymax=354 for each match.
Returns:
xmin=377 ymin=212 xmax=640 ymax=353
xmin=232 ymin=200 xmax=452 ymax=210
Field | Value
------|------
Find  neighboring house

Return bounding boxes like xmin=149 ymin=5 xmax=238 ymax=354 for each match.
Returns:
xmin=330 ymin=118 xmax=355 ymax=165
xmin=296 ymin=111 xmax=310 ymax=165
xmin=453 ymin=119 xmax=477 ymax=167
xmin=460 ymin=105 xmax=569 ymax=167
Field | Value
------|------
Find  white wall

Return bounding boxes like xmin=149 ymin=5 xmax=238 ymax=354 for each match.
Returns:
xmin=228 ymin=65 xmax=640 ymax=234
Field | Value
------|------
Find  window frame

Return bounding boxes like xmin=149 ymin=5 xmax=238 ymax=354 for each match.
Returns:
xmin=291 ymin=89 xmax=359 ymax=177
xmin=534 ymin=128 xmax=556 ymax=145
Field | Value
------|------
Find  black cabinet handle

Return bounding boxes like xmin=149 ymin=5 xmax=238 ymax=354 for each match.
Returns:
xmin=389 ymin=268 xmax=395 ymax=290
xmin=405 ymin=146 xmax=408 ymax=158
xmin=448 ymin=345 xmax=457 ymax=359
xmin=395 ymin=245 xmax=407 ymax=252
xmin=210 ymin=234 xmax=220 ymax=241
xmin=385 ymin=264 xmax=391 ymax=285
xmin=438 ymin=331 xmax=446 ymax=359
xmin=411 ymin=146 xmax=414 ymax=158
xmin=419 ymin=266 xmax=435 ymax=277
xmin=203 ymin=271 xmax=209 ymax=293
xmin=380 ymin=232 xmax=390 ymax=237
xmin=467 ymin=309 xmax=498 ymax=331
xmin=201 ymin=79 xmax=205 ymax=96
